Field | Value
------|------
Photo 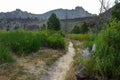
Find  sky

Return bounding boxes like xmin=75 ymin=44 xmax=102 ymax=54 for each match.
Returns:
xmin=0 ymin=0 xmax=115 ymax=15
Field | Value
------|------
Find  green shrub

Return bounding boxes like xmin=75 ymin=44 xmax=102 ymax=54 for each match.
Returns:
xmin=47 ymin=34 xmax=65 ymax=49
xmin=112 ymin=3 xmax=120 ymax=20
xmin=0 ymin=30 xmax=42 ymax=54
xmin=71 ymin=22 xmax=89 ymax=34
xmin=0 ymin=30 xmax=66 ymax=64
xmin=0 ymin=43 xmax=14 ymax=64
xmin=94 ymin=20 xmax=120 ymax=79
xmin=78 ymin=20 xmax=120 ymax=79
xmin=0 ymin=30 xmax=65 ymax=55
xmin=71 ymin=25 xmax=81 ymax=34
xmin=78 ymin=56 xmax=96 ymax=77
xmin=85 ymin=34 xmax=96 ymax=49
xmin=40 ymin=30 xmax=65 ymax=48
xmin=80 ymin=22 xmax=89 ymax=34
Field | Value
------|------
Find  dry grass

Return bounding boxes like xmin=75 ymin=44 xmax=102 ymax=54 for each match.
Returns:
xmin=0 ymin=48 xmax=65 ymax=80
xmin=65 ymin=60 xmax=78 ymax=80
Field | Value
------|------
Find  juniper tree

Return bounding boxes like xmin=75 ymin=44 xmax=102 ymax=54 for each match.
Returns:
xmin=47 ymin=13 xmax=61 ymax=31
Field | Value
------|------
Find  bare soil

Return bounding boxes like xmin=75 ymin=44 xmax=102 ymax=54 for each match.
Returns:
xmin=0 ymin=48 xmax=65 ymax=80
xmin=40 ymin=42 xmax=75 ymax=80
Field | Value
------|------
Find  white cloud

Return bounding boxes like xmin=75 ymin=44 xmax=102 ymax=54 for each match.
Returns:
xmin=0 ymin=0 xmax=115 ymax=14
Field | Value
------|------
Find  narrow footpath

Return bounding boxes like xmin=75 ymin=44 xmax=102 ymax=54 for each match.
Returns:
xmin=40 ymin=42 xmax=75 ymax=80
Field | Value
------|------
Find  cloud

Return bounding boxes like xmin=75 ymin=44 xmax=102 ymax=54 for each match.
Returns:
xmin=0 ymin=0 xmax=114 ymax=14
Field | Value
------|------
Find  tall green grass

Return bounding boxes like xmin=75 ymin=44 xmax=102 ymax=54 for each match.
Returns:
xmin=79 ymin=20 xmax=120 ymax=79
xmin=67 ymin=34 xmax=90 ymax=41
xmin=85 ymin=34 xmax=96 ymax=49
xmin=0 ymin=30 xmax=42 ymax=54
xmin=0 ymin=30 xmax=66 ymax=64
xmin=47 ymin=34 xmax=65 ymax=49
xmin=0 ymin=43 xmax=14 ymax=64
xmin=94 ymin=20 xmax=120 ymax=79
xmin=40 ymin=30 xmax=65 ymax=48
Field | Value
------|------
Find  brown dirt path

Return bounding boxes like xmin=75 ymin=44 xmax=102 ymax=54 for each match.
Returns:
xmin=40 ymin=42 xmax=75 ymax=80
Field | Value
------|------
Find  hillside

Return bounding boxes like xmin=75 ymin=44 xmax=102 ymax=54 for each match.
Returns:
xmin=0 ymin=9 xmax=39 ymax=19
xmin=63 ymin=6 xmax=114 ymax=33
xmin=0 ymin=6 xmax=94 ymax=20
xmin=40 ymin=6 xmax=94 ymax=19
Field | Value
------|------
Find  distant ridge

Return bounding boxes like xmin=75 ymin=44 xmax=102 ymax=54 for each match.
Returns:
xmin=0 ymin=9 xmax=39 ymax=19
xmin=0 ymin=6 xmax=95 ymax=20
xmin=40 ymin=6 xmax=95 ymax=19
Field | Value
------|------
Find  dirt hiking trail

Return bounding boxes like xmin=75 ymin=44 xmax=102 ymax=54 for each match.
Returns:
xmin=40 ymin=42 xmax=75 ymax=80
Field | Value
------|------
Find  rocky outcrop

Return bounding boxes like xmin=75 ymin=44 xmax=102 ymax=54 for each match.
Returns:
xmin=0 ymin=9 xmax=39 ymax=19
xmin=0 ymin=6 xmax=94 ymax=20
xmin=40 ymin=6 xmax=94 ymax=19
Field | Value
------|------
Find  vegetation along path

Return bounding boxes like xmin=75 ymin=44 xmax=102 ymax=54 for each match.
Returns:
xmin=40 ymin=42 xmax=75 ymax=80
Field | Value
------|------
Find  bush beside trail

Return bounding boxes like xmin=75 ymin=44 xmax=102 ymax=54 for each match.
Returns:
xmin=0 ymin=30 xmax=66 ymax=64
xmin=78 ymin=20 xmax=120 ymax=80
xmin=0 ymin=43 xmax=14 ymax=64
xmin=94 ymin=20 xmax=120 ymax=79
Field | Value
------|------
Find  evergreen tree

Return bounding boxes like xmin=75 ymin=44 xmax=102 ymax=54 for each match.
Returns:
xmin=71 ymin=22 xmax=89 ymax=34
xmin=71 ymin=25 xmax=80 ymax=34
xmin=47 ymin=13 xmax=61 ymax=31
xmin=41 ymin=24 xmax=46 ymax=30
xmin=80 ymin=22 xmax=89 ymax=34
xmin=112 ymin=3 xmax=120 ymax=20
